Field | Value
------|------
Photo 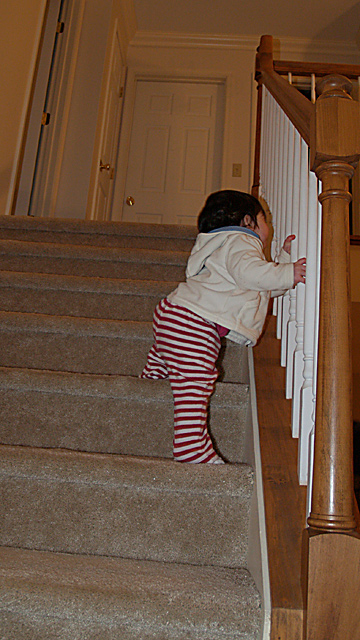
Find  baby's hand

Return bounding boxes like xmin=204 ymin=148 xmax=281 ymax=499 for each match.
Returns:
xmin=283 ymin=234 xmax=296 ymax=255
xmin=294 ymin=258 xmax=306 ymax=285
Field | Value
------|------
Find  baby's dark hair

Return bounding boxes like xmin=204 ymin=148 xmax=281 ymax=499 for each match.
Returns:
xmin=197 ymin=190 xmax=265 ymax=233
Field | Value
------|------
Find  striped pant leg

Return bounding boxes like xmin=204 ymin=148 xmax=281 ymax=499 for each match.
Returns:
xmin=152 ymin=299 xmax=222 ymax=463
xmin=141 ymin=343 xmax=169 ymax=379
xmin=141 ymin=302 xmax=169 ymax=380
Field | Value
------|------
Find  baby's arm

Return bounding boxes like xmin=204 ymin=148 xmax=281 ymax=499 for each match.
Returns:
xmin=282 ymin=234 xmax=306 ymax=285
xmin=227 ymin=235 xmax=305 ymax=292
xmin=283 ymin=234 xmax=295 ymax=255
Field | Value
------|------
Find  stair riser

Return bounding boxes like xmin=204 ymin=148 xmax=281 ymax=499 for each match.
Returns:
xmin=1 ymin=477 xmax=250 ymax=567
xmin=0 ymin=255 xmax=186 ymax=281
xmin=0 ymin=330 xmax=248 ymax=382
xmin=0 ymin=229 xmax=194 ymax=252
xmin=0 ymin=547 xmax=262 ymax=640
xmin=0 ymin=288 xmax=166 ymax=321
xmin=0 ymin=450 xmax=253 ymax=568
xmin=0 ymin=384 xmax=248 ymax=463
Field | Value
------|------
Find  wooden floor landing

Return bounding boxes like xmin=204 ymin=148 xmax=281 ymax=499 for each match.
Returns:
xmin=253 ymin=315 xmax=307 ymax=640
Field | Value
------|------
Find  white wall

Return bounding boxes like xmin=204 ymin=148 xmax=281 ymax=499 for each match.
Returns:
xmin=112 ymin=32 xmax=360 ymax=221
xmin=0 ymin=0 xmax=47 ymax=216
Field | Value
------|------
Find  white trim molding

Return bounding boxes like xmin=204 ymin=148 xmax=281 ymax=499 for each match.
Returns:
xmin=131 ymin=29 xmax=360 ymax=63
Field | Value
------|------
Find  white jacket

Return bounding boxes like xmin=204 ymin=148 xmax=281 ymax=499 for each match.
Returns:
xmin=167 ymin=227 xmax=294 ymax=346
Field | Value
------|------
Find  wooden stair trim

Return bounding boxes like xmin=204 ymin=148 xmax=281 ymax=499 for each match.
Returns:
xmin=253 ymin=314 xmax=307 ymax=640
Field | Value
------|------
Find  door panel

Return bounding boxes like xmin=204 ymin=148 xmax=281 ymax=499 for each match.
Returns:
xmin=122 ymin=80 xmax=224 ymax=226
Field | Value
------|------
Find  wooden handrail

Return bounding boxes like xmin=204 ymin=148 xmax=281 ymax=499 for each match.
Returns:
xmin=256 ymin=35 xmax=314 ymax=145
xmin=255 ymin=35 xmax=360 ymax=640
xmin=273 ymin=59 xmax=360 ymax=80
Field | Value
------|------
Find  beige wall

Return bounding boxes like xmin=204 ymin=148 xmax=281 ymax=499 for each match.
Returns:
xmin=112 ymin=34 xmax=360 ymax=220
xmin=1 ymin=4 xmax=359 ymax=221
xmin=0 ymin=0 xmax=136 ymax=220
xmin=0 ymin=1 xmax=47 ymax=216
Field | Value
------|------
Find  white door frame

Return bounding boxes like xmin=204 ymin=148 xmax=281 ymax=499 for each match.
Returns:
xmin=86 ymin=19 xmax=127 ymax=221
xmin=111 ymin=68 xmax=231 ymax=222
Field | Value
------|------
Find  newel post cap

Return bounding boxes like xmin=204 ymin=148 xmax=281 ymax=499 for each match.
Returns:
xmin=310 ymin=75 xmax=360 ymax=172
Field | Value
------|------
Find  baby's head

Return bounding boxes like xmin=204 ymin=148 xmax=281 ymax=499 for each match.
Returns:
xmin=197 ymin=190 xmax=268 ymax=246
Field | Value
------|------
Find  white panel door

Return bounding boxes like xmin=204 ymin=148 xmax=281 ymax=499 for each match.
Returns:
xmin=122 ymin=80 xmax=224 ymax=226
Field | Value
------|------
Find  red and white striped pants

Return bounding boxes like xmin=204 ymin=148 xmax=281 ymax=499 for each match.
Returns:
xmin=141 ymin=298 xmax=224 ymax=463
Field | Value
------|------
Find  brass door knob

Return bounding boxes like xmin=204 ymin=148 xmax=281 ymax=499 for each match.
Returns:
xmin=99 ymin=160 xmax=111 ymax=172
xmin=126 ymin=196 xmax=135 ymax=206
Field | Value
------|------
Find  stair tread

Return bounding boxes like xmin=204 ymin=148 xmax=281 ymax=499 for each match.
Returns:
xmin=0 ymin=444 xmax=253 ymax=494
xmin=0 ymin=215 xmax=197 ymax=240
xmin=0 ymin=238 xmax=189 ymax=265
xmin=0 ymin=269 xmax=178 ymax=294
xmin=0 ymin=216 xmax=261 ymax=637
xmin=0 ymin=310 xmax=152 ymax=338
xmin=0 ymin=367 xmax=248 ymax=463
xmin=0 ymin=366 xmax=248 ymax=404
xmin=0 ymin=217 xmax=196 ymax=252
xmin=0 ymin=546 xmax=261 ymax=639
xmin=0 ymin=445 xmax=253 ymax=568
xmin=0 ymin=311 xmax=248 ymax=383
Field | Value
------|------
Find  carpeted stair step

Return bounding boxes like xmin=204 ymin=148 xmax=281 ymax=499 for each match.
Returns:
xmin=0 ymin=546 xmax=262 ymax=640
xmin=0 ymin=239 xmax=188 ymax=281
xmin=0 ymin=367 xmax=248 ymax=463
xmin=0 ymin=311 xmax=248 ymax=382
xmin=0 ymin=445 xmax=253 ymax=568
xmin=0 ymin=271 xmax=175 ymax=320
xmin=0 ymin=215 xmax=197 ymax=252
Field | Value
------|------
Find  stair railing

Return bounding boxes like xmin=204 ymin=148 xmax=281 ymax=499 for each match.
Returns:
xmin=254 ymin=35 xmax=360 ymax=640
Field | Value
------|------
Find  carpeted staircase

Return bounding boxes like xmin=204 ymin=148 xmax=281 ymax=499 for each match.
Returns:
xmin=0 ymin=215 xmax=262 ymax=639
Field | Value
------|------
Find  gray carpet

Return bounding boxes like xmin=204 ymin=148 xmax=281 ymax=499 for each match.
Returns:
xmin=0 ymin=215 xmax=262 ymax=639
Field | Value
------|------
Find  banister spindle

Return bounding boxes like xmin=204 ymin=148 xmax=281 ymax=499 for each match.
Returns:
xmin=308 ymin=75 xmax=360 ymax=531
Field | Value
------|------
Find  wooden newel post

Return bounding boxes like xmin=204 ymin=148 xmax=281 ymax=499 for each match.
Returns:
xmin=304 ymin=75 xmax=360 ymax=640
xmin=309 ymin=74 xmax=360 ymax=532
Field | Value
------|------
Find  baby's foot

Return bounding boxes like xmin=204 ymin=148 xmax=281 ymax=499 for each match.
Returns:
xmin=208 ymin=456 xmax=225 ymax=464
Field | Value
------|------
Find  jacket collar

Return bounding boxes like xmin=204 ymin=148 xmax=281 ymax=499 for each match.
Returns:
xmin=207 ymin=226 xmax=260 ymax=240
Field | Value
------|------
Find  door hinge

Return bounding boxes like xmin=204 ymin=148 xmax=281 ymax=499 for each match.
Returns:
xmin=56 ymin=21 xmax=65 ymax=33
xmin=41 ymin=112 xmax=51 ymax=126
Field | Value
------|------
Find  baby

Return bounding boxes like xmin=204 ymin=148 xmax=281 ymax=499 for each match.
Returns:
xmin=141 ymin=190 xmax=306 ymax=464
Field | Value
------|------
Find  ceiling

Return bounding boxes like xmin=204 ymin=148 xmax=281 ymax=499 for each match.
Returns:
xmin=133 ymin=0 xmax=360 ymax=44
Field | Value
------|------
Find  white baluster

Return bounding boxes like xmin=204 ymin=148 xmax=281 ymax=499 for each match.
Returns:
xmin=306 ymin=187 xmax=322 ymax=506
xmin=285 ymin=128 xmax=300 ymax=398
xmin=276 ymin=109 xmax=286 ymax=337
xmin=271 ymin=101 xmax=281 ymax=260
xmin=291 ymin=137 xmax=308 ymax=437
xmin=271 ymin=101 xmax=281 ymax=317
xmin=281 ymin=118 xmax=295 ymax=368
xmin=265 ymin=90 xmax=275 ymax=211
xmin=259 ymin=85 xmax=267 ymax=200
xmin=298 ymin=171 xmax=319 ymax=484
